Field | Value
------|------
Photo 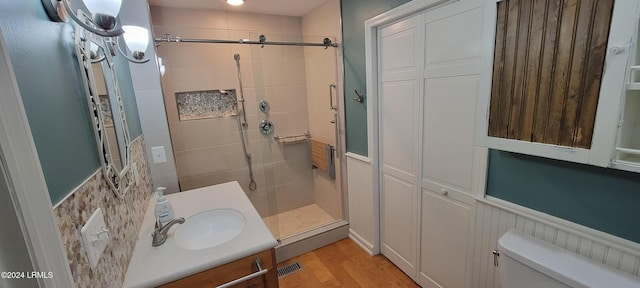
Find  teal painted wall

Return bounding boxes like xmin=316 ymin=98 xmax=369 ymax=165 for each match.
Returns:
xmin=487 ymin=150 xmax=640 ymax=243
xmin=341 ymin=0 xmax=410 ymax=156
xmin=0 ymin=2 xmax=142 ymax=204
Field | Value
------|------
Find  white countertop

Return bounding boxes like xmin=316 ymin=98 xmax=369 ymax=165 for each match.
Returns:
xmin=123 ymin=181 xmax=278 ymax=288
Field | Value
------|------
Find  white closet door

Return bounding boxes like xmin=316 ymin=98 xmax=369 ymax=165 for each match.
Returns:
xmin=419 ymin=1 xmax=485 ymax=288
xmin=378 ymin=13 xmax=423 ymax=280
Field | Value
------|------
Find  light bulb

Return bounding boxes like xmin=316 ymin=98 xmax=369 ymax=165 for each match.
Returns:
xmin=122 ymin=25 xmax=149 ymax=59
xmin=227 ymin=0 xmax=244 ymax=6
xmin=90 ymin=42 xmax=99 ymax=55
xmin=82 ymin=0 xmax=122 ymax=17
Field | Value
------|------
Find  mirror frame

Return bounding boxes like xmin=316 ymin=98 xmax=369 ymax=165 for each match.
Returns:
xmin=74 ymin=21 xmax=133 ymax=198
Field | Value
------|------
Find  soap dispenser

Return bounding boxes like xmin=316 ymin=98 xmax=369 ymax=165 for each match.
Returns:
xmin=154 ymin=187 xmax=174 ymax=224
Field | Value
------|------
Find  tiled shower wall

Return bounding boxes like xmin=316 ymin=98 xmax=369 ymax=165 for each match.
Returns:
xmin=151 ymin=7 xmax=314 ymax=217
xmin=54 ymin=136 xmax=152 ymax=287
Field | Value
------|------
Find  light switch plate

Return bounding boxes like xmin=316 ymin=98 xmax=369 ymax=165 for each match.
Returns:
xmin=151 ymin=146 xmax=167 ymax=163
xmin=80 ymin=208 xmax=109 ymax=269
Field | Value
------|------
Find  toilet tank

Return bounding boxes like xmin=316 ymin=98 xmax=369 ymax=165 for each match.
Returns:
xmin=498 ymin=230 xmax=640 ymax=288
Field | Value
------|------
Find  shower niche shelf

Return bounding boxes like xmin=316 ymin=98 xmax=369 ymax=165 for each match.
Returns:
xmin=175 ymin=89 xmax=237 ymax=121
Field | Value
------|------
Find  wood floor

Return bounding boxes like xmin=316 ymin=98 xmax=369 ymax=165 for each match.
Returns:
xmin=277 ymin=239 xmax=419 ymax=288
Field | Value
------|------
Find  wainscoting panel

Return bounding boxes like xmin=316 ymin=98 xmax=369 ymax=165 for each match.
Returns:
xmin=346 ymin=153 xmax=376 ymax=255
xmin=472 ymin=197 xmax=640 ymax=288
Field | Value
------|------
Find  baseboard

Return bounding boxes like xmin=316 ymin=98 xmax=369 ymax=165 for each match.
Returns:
xmin=349 ymin=229 xmax=376 ymax=256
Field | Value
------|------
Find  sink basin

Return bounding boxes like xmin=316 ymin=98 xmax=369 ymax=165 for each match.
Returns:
xmin=173 ymin=208 xmax=246 ymax=250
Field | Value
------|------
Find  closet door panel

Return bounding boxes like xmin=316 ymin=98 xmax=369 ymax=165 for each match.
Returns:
xmin=381 ymin=82 xmax=417 ymax=173
xmin=381 ymin=173 xmax=416 ymax=273
xmin=379 ymin=13 xmax=423 ymax=280
xmin=422 ymin=2 xmax=484 ymax=193
xmin=419 ymin=2 xmax=485 ymax=288
xmin=420 ymin=189 xmax=472 ymax=288
xmin=424 ymin=2 xmax=484 ymax=78
xmin=423 ymin=75 xmax=479 ymax=191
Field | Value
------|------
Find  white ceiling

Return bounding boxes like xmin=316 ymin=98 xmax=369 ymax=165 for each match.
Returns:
xmin=147 ymin=0 xmax=327 ymax=17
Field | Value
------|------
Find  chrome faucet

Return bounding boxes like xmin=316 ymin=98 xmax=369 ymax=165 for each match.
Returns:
xmin=152 ymin=216 xmax=185 ymax=247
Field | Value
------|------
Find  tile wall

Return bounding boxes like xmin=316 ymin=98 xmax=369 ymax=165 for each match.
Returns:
xmin=54 ymin=136 xmax=153 ymax=287
xmin=151 ymin=7 xmax=314 ymax=217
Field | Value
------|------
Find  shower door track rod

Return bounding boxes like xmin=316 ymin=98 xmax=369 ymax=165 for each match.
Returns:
xmin=155 ymin=36 xmax=339 ymax=48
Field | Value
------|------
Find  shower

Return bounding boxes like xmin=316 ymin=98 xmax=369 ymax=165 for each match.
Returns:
xmin=233 ymin=53 xmax=257 ymax=191
xmin=152 ymin=4 xmax=347 ymax=253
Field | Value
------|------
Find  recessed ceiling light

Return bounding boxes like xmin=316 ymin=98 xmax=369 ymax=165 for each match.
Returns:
xmin=227 ymin=0 xmax=244 ymax=6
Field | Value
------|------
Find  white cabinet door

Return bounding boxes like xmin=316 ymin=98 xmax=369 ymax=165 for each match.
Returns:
xmin=420 ymin=1 xmax=485 ymax=287
xmin=379 ymin=13 xmax=423 ymax=281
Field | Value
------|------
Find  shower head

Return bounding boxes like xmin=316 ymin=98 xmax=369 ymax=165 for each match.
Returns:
xmin=234 ymin=53 xmax=240 ymax=61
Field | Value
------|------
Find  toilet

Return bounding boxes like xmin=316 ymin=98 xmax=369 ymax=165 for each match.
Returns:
xmin=498 ymin=230 xmax=640 ymax=288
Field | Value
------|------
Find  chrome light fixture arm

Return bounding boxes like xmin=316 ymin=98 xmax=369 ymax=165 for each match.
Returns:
xmin=42 ymin=0 xmax=124 ymax=37
xmin=89 ymin=49 xmax=106 ymax=63
xmin=42 ymin=0 xmax=152 ymax=65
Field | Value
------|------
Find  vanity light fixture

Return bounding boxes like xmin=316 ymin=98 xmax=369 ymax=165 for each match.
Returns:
xmin=118 ymin=25 xmax=150 ymax=63
xmin=227 ymin=0 xmax=245 ymax=6
xmin=89 ymin=41 xmax=106 ymax=63
xmin=41 ymin=0 xmax=123 ymax=37
xmin=41 ymin=0 xmax=150 ymax=63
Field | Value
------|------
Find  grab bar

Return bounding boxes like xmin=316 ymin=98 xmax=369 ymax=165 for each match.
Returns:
xmin=329 ymin=83 xmax=337 ymax=111
xmin=273 ymin=131 xmax=310 ymax=144
xmin=215 ymin=258 xmax=268 ymax=288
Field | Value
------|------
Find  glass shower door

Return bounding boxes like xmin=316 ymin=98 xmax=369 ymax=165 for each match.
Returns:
xmin=249 ymin=32 xmax=343 ymax=240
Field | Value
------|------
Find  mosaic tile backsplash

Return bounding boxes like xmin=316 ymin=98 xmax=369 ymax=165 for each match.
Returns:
xmin=176 ymin=89 xmax=238 ymax=120
xmin=55 ymin=136 xmax=153 ymax=288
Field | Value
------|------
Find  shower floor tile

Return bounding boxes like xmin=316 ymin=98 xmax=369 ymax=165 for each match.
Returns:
xmin=263 ymin=204 xmax=336 ymax=239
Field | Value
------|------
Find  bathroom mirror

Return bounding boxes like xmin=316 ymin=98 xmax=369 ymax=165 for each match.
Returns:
xmin=75 ymin=24 xmax=133 ymax=198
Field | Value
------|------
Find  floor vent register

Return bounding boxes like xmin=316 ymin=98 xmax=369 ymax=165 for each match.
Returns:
xmin=277 ymin=262 xmax=303 ymax=278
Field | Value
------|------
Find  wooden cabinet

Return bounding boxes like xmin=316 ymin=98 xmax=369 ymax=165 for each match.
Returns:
xmin=488 ymin=0 xmax=614 ymax=149
xmin=159 ymin=249 xmax=278 ymax=288
xmin=478 ymin=0 xmax=640 ymax=169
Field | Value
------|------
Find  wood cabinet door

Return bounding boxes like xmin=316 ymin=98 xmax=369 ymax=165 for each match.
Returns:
xmin=477 ymin=0 xmax=637 ymax=167
xmin=488 ymin=0 xmax=614 ymax=149
xmin=159 ymin=249 xmax=278 ymax=288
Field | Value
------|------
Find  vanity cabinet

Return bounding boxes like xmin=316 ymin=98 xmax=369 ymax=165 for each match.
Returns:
xmin=159 ymin=249 xmax=278 ymax=288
